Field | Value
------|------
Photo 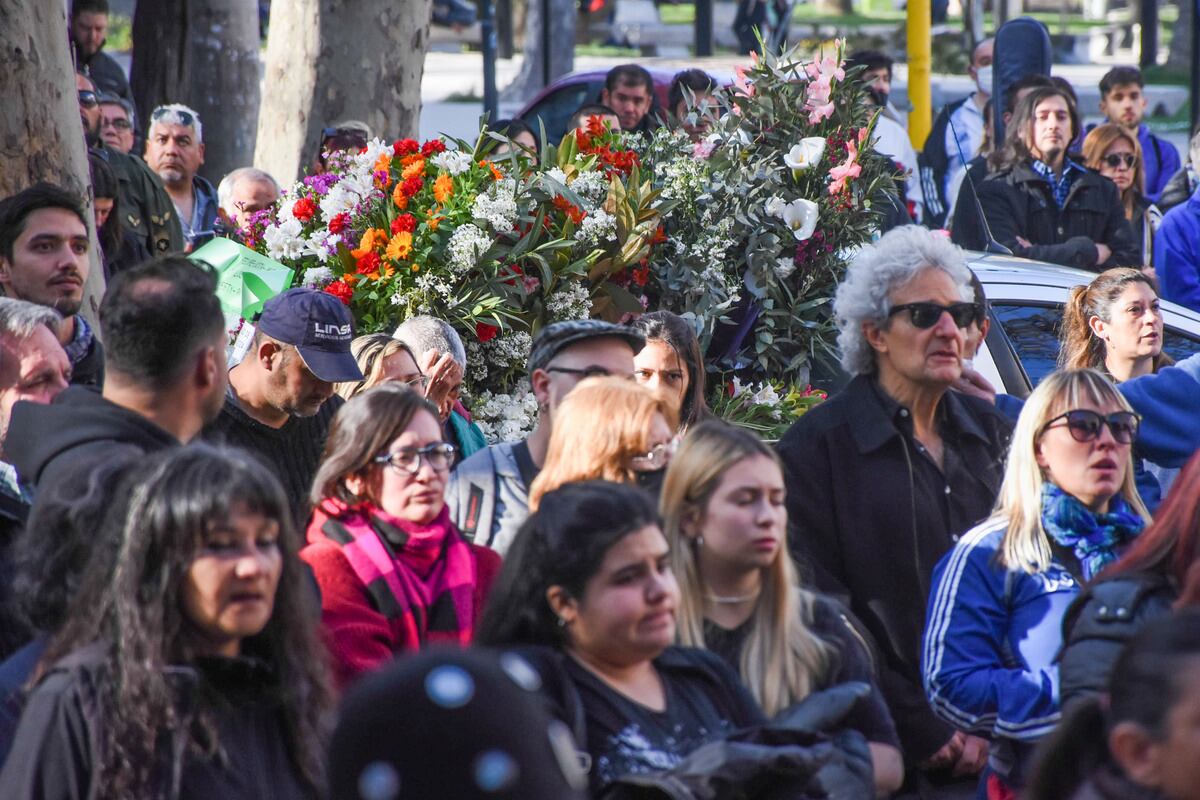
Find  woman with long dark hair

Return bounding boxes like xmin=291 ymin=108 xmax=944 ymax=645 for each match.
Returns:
xmin=304 ymin=383 xmax=501 ymax=687
xmin=0 ymin=445 xmax=333 ymax=798
xmin=628 ymin=310 xmax=710 ymax=434
xmin=1060 ymin=448 xmax=1200 ymax=710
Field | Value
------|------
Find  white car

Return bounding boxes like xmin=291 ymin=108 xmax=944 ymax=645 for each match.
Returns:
xmin=968 ymin=253 xmax=1200 ymax=398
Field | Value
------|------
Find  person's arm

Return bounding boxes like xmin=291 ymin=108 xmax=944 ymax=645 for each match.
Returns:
xmin=1119 ymin=352 xmax=1200 ymax=467
xmin=976 ymin=181 xmax=1099 ymax=269
xmin=922 ymin=538 xmax=1061 ymax=742
xmin=0 ymin=671 xmax=93 ymax=799
xmin=300 ymin=542 xmax=397 ymax=688
xmin=1150 ymin=137 xmax=1183 ymax=202
xmin=1100 ymin=183 xmax=1142 ymax=267
xmin=1156 ymin=218 xmax=1200 ymax=312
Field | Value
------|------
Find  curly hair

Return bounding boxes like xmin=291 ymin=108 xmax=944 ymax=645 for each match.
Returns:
xmin=38 ymin=444 xmax=333 ymax=796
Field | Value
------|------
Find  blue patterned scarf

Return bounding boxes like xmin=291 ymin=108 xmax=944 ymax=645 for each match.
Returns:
xmin=1041 ymin=483 xmax=1144 ymax=580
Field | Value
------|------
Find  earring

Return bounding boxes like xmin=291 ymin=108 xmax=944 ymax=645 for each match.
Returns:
xmin=556 ymin=616 xmax=567 ymax=627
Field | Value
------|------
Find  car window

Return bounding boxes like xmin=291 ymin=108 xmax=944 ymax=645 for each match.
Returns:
xmin=993 ymin=301 xmax=1200 ymax=385
xmin=519 ymin=81 xmax=601 ymax=146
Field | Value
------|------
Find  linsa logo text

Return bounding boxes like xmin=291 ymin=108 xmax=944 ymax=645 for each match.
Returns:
xmin=314 ymin=323 xmax=351 ymax=337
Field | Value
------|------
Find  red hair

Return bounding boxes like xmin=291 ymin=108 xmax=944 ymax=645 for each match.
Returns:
xmin=1099 ymin=450 xmax=1200 ymax=606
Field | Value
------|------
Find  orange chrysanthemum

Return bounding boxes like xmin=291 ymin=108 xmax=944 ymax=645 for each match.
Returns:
xmin=433 ymin=174 xmax=454 ymax=204
xmin=478 ymin=160 xmax=503 ymax=181
xmin=392 ymin=182 xmax=409 ymax=210
xmin=373 ymin=153 xmax=393 ymax=174
xmin=401 ymin=158 xmax=427 ymax=180
xmin=427 ymin=216 xmax=443 ymax=231
xmin=385 ymin=231 xmax=413 ymax=262
xmin=351 ymin=227 xmax=388 ymax=259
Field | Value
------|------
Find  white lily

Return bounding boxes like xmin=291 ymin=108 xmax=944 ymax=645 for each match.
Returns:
xmin=780 ymin=198 xmax=819 ymax=241
xmin=783 ymin=137 xmax=827 ymax=171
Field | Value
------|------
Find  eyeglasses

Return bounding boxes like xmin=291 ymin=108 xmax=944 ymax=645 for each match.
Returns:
xmin=151 ymin=107 xmax=195 ymax=127
xmin=1102 ymin=153 xmax=1136 ymax=170
xmin=1041 ymin=409 xmax=1140 ymax=445
xmin=78 ymin=90 xmax=98 ymax=109
xmin=545 ymin=365 xmax=632 ymax=380
xmin=630 ymin=439 xmax=678 ymax=472
xmin=101 ymin=117 xmax=132 ymax=130
xmin=887 ymin=302 xmax=984 ymax=329
xmin=374 ymin=443 xmax=457 ymax=475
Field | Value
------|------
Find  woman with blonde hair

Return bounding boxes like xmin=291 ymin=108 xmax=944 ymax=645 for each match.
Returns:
xmin=335 ymin=333 xmax=425 ymax=400
xmin=1059 ymin=268 xmax=1175 ymax=508
xmin=923 ymin=368 xmax=1150 ymax=797
xmin=527 ymin=377 xmax=676 ymax=511
xmin=661 ymin=420 xmax=904 ymax=796
xmin=1082 ymin=123 xmax=1161 ymax=267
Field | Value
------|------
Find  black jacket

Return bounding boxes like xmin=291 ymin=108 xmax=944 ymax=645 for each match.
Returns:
xmin=73 ymin=47 xmax=132 ymax=104
xmin=5 ymin=386 xmax=178 ymax=495
xmin=1058 ymin=571 xmax=1175 ymax=712
xmin=777 ymin=376 xmax=1012 ymax=762
xmin=68 ymin=332 xmax=105 ymax=390
xmin=977 ymin=158 xmax=1140 ymax=271
xmin=948 ymin=155 xmax=991 ymax=252
xmin=0 ymin=644 xmax=312 ymax=799
xmin=1157 ymin=166 xmax=1197 ymax=215
xmin=918 ymin=96 xmax=971 ymax=229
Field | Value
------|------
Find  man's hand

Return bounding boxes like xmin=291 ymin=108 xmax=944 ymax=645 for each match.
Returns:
xmin=952 ymin=364 xmax=997 ymax=405
xmin=420 ymin=349 xmax=463 ymax=421
xmin=952 ymin=734 xmax=989 ymax=777
xmin=1096 ymin=243 xmax=1112 ymax=264
xmin=919 ymin=731 xmax=964 ymax=771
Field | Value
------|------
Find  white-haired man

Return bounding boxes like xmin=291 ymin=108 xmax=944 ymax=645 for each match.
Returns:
xmin=144 ymin=104 xmax=218 ymax=251
xmin=217 ymin=167 xmax=280 ymax=233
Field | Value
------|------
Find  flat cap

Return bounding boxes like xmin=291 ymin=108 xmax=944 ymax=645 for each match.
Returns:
xmin=526 ymin=319 xmax=645 ymax=373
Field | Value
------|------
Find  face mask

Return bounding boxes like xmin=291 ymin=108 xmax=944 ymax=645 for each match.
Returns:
xmin=976 ymin=65 xmax=993 ymax=96
xmin=869 ymin=88 xmax=890 ymax=109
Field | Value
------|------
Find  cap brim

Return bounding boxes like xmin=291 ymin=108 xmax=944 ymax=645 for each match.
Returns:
xmin=296 ymin=347 xmax=364 ymax=383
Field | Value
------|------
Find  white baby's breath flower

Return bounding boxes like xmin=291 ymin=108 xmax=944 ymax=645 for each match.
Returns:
xmin=301 ymin=266 xmax=335 ymax=288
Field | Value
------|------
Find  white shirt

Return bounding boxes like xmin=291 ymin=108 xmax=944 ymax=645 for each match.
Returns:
xmin=871 ymin=115 xmax=924 ymax=223
xmin=943 ymin=94 xmax=987 ymax=205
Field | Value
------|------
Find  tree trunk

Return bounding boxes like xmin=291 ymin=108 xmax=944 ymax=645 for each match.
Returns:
xmin=254 ymin=0 xmax=432 ymax=187
xmin=501 ymin=0 xmax=575 ymax=104
xmin=1165 ymin=0 xmax=1192 ymax=72
xmin=0 ymin=0 xmax=105 ymax=326
xmin=130 ymin=0 xmax=261 ymax=184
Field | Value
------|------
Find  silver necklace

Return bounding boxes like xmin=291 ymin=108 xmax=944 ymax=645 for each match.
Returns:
xmin=703 ymin=591 xmax=760 ymax=604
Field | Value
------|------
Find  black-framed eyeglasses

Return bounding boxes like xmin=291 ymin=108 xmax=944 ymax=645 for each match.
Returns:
xmin=1102 ymin=153 xmax=1136 ymax=170
xmin=545 ymin=365 xmax=632 ymax=381
xmin=887 ymin=302 xmax=983 ymax=329
xmin=78 ymin=90 xmax=98 ymax=109
xmin=374 ymin=443 xmax=457 ymax=475
xmin=151 ymin=106 xmax=195 ymax=127
xmin=101 ymin=117 xmax=132 ymax=130
xmin=1041 ymin=409 xmax=1140 ymax=445
xmin=630 ymin=439 xmax=678 ymax=472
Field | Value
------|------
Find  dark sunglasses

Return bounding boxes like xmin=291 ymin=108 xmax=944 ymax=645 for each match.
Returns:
xmin=151 ymin=106 xmax=195 ymax=127
xmin=1041 ymin=409 xmax=1140 ymax=445
xmin=77 ymin=90 xmax=98 ymax=109
xmin=1102 ymin=153 xmax=1136 ymax=170
xmin=887 ymin=302 xmax=984 ymax=329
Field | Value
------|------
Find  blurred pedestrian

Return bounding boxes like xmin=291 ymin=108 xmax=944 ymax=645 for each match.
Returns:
xmin=1096 ymin=66 xmax=1180 ymax=204
xmin=1083 ymin=123 xmax=1161 ymax=267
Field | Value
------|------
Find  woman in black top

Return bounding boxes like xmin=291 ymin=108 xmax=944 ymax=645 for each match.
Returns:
xmin=476 ymin=481 xmax=766 ymax=795
xmin=661 ymin=420 xmax=904 ymax=796
xmin=0 ymin=445 xmax=333 ymax=799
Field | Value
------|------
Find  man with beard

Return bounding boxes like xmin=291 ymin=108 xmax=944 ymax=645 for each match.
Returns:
xmin=5 ymin=256 xmax=228 ymax=496
xmin=203 ymin=288 xmax=363 ymax=520
xmin=0 ymin=184 xmax=103 ymax=388
xmin=69 ymin=0 xmax=133 ymax=104
xmin=78 ymin=72 xmax=183 ymax=257
xmin=144 ymin=104 xmax=218 ymax=251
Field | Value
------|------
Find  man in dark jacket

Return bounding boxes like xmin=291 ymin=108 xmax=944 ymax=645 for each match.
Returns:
xmin=0 ymin=184 xmax=104 ymax=389
xmin=144 ymin=104 xmax=219 ymax=251
xmin=69 ymin=0 xmax=133 ymax=105
xmin=5 ymin=256 xmax=227 ymax=495
xmin=599 ymin=65 xmax=664 ymax=137
xmin=977 ymin=86 xmax=1139 ymax=271
xmin=779 ymin=226 xmax=1011 ymax=797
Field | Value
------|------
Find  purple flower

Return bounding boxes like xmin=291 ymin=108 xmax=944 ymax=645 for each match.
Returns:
xmin=303 ymin=172 xmax=340 ymax=195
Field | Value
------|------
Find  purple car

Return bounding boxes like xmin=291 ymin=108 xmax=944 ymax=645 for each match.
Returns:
xmin=516 ymin=66 xmax=732 ymax=145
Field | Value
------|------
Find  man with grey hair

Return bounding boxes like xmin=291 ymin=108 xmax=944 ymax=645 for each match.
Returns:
xmin=393 ymin=315 xmax=486 ymax=460
xmin=0 ymin=298 xmax=69 ymax=535
xmin=777 ymin=226 xmax=1011 ymax=794
xmin=144 ymin=104 xmax=218 ymax=251
xmin=217 ymin=168 xmax=280 ymax=233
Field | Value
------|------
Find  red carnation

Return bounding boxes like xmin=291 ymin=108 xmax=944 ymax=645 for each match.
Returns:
xmin=421 ymin=139 xmax=447 ymax=157
xmin=328 ymin=213 xmax=350 ymax=234
xmin=356 ymin=252 xmax=382 ymax=275
xmin=401 ymin=176 xmax=424 ymax=197
xmin=475 ymin=322 xmax=499 ymax=343
xmin=393 ymin=138 xmax=419 ymax=156
xmin=324 ymin=280 xmax=353 ymax=305
xmin=632 ymin=265 xmax=650 ymax=287
xmin=292 ymin=196 xmax=317 ymax=223
xmin=390 ymin=213 xmax=417 ymax=234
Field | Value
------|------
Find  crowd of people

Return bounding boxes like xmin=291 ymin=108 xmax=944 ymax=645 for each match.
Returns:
xmin=3 ymin=2 xmax=1200 ymax=799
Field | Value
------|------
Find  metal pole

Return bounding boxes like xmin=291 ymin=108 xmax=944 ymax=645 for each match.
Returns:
xmin=481 ymin=0 xmax=499 ymax=121
xmin=540 ymin=0 xmax=551 ymax=88
xmin=907 ymin=0 xmax=932 ymax=149
xmin=496 ymin=0 xmax=513 ymax=59
xmin=1139 ymin=0 xmax=1157 ymax=69
xmin=695 ymin=0 xmax=713 ymax=57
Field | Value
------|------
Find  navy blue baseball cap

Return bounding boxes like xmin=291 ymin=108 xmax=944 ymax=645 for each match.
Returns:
xmin=256 ymin=288 xmax=364 ymax=383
